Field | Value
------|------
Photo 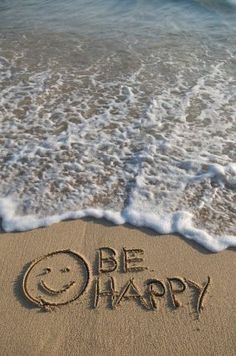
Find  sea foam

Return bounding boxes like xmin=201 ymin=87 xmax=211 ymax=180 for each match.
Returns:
xmin=0 ymin=197 xmax=235 ymax=252
xmin=0 ymin=27 xmax=235 ymax=253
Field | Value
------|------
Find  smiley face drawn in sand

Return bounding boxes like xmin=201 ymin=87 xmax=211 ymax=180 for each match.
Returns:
xmin=23 ymin=250 xmax=89 ymax=308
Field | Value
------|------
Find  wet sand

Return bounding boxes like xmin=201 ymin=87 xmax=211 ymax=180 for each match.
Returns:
xmin=0 ymin=218 xmax=235 ymax=355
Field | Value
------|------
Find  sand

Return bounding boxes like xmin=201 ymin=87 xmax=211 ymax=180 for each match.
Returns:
xmin=0 ymin=218 xmax=235 ymax=355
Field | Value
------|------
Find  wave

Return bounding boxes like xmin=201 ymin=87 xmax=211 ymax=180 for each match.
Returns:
xmin=0 ymin=197 xmax=235 ymax=252
xmin=0 ymin=6 xmax=235 ymax=253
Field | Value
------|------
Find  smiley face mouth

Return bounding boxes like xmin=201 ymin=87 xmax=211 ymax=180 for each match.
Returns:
xmin=40 ymin=280 xmax=76 ymax=295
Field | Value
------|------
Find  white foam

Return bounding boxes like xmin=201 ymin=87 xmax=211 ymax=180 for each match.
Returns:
xmin=0 ymin=34 xmax=235 ymax=252
xmin=0 ymin=197 xmax=235 ymax=252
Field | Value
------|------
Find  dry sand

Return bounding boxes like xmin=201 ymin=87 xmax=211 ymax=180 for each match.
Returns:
xmin=0 ymin=218 xmax=235 ymax=355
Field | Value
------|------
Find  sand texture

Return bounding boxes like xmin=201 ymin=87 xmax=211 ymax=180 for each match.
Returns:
xmin=0 ymin=219 xmax=235 ymax=355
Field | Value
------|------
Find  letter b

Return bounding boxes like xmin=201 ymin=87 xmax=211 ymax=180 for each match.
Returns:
xmin=98 ymin=247 xmax=118 ymax=273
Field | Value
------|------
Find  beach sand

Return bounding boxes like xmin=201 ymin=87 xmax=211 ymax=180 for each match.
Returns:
xmin=0 ymin=218 xmax=235 ymax=355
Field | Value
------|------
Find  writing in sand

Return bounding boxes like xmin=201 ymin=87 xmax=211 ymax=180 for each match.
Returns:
xmin=22 ymin=247 xmax=211 ymax=318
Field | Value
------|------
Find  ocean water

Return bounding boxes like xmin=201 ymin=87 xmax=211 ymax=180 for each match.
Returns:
xmin=0 ymin=0 xmax=235 ymax=251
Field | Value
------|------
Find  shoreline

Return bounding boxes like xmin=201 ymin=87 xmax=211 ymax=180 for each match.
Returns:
xmin=1 ymin=198 xmax=235 ymax=252
xmin=0 ymin=218 xmax=235 ymax=355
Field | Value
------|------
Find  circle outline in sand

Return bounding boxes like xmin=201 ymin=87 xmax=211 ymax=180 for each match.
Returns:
xmin=23 ymin=249 xmax=90 ymax=307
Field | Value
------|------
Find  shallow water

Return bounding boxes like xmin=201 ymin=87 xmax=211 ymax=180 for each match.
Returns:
xmin=0 ymin=0 xmax=235 ymax=251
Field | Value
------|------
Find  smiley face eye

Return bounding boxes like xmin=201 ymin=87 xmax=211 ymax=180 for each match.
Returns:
xmin=61 ymin=267 xmax=70 ymax=273
xmin=36 ymin=267 xmax=51 ymax=277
